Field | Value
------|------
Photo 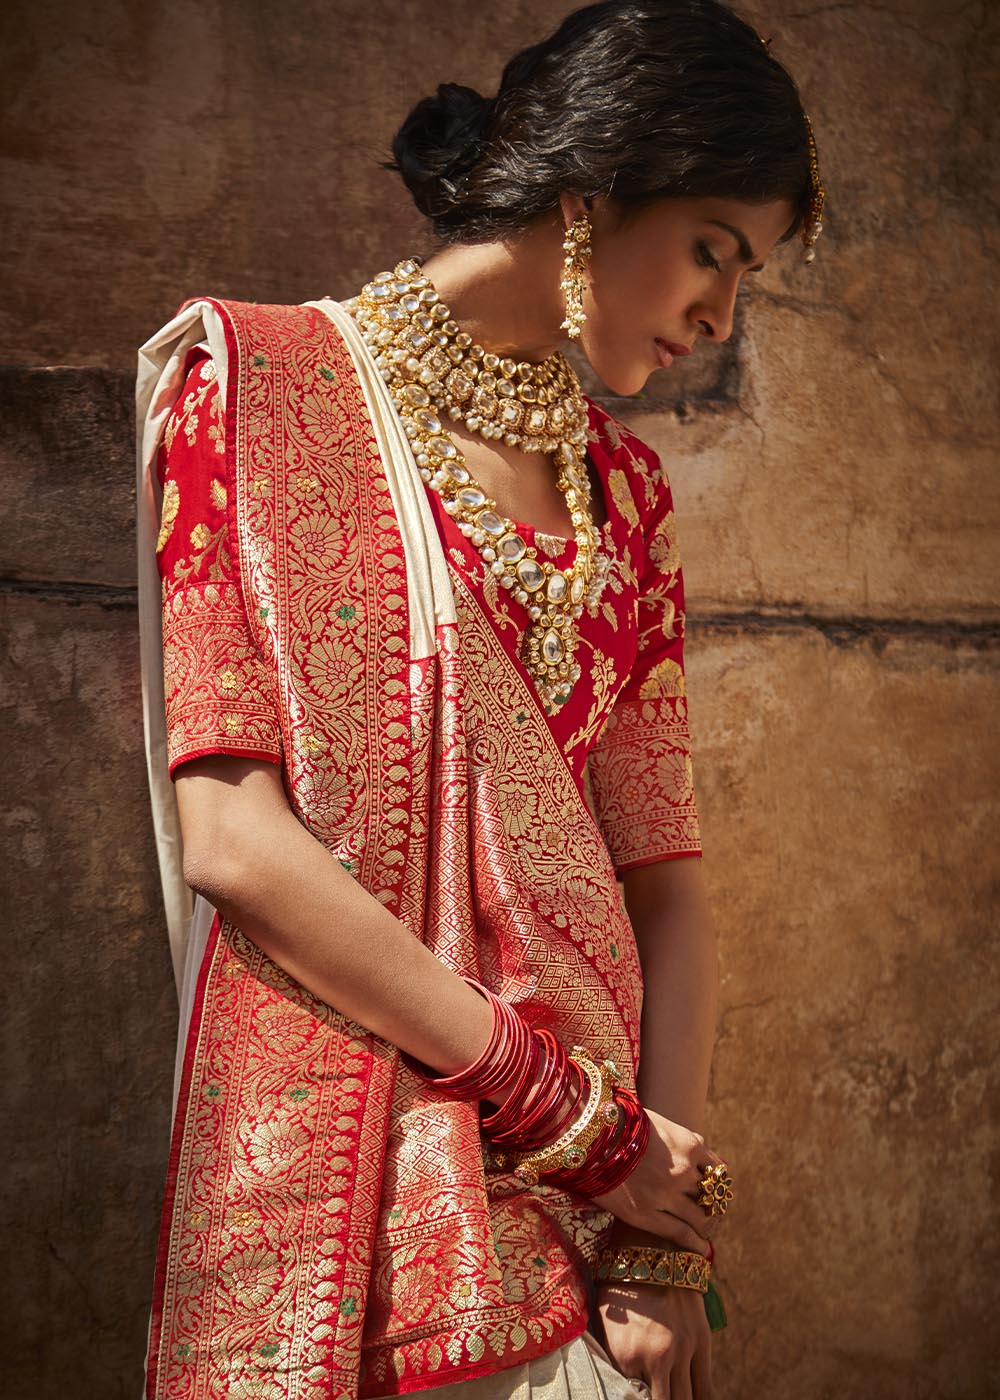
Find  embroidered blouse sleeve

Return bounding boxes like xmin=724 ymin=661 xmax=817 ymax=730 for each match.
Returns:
xmin=155 ymin=346 xmax=283 ymax=777
xmin=584 ymin=447 xmax=702 ymax=873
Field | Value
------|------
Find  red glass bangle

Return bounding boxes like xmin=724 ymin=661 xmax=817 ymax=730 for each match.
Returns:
xmin=481 ymin=1047 xmax=543 ymax=1137
xmin=400 ymin=977 xmax=532 ymax=1105
xmin=511 ymin=1036 xmax=575 ymax=1141
xmin=485 ymin=1029 xmax=565 ymax=1141
xmin=549 ymin=1094 xmax=627 ymax=1193
xmin=580 ymin=1096 xmax=650 ymax=1196
xmin=483 ymin=1032 xmax=592 ymax=1159
xmin=513 ymin=1051 xmax=585 ymax=1152
xmin=551 ymin=1087 xmax=650 ymax=1198
xmin=487 ymin=993 xmax=530 ymax=1085
xmin=480 ymin=1023 xmax=539 ymax=1119
xmin=549 ymin=1097 xmax=627 ymax=1192
xmin=491 ymin=1036 xmax=585 ymax=1153
xmin=481 ymin=1037 xmax=547 ymax=1138
xmin=542 ymin=1054 xmax=586 ymax=1142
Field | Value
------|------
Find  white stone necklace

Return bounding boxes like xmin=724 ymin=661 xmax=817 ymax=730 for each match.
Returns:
xmin=343 ymin=258 xmax=611 ymax=713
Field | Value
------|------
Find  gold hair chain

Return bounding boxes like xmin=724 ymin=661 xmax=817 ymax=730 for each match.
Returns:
xmin=761 ymin=32 xmax=826 ymax=261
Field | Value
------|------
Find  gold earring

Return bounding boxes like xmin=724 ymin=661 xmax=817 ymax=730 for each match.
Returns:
xmin=560 ymin=212 xmax=593 ymax=339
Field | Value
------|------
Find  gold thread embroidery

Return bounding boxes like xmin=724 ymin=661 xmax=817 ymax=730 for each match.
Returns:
xmin=171 ymin=523 xmax=230 ymax=586
xmin=162 ymin=583 xmax=281 ymax=768
xmin=639 ymin=656 xmax=685 ymax=698
xmin=607 ymin=468 xmax=640 ymax=529
xmin=156 ymin=478 xmax=180 ymax=554
xmin=563 ymin=643 xmax=620 ymax=752
xmin=648 ymin=509 xmax=681 ymax=576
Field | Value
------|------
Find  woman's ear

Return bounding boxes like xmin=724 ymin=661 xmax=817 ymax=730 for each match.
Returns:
xmin=558 ymin=190 xmax=588 ymax=230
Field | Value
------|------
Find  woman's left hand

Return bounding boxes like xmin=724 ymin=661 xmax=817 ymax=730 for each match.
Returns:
xmin=595 ymin=1280 xmax=713 ymax=1400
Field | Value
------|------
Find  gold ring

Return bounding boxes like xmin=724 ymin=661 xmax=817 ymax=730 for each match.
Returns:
xmin=697 ymin=1161 xmax=734 ymax=1217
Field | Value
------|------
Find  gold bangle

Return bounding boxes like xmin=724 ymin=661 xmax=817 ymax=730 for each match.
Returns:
xmin=594 ymin=1244 xmax=711 ymax=1294
xmin=487 ymin=1046 xmax=621 ymax=1186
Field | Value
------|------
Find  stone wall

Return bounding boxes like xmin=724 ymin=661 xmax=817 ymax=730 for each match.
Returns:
xmin=2 ymin=2 xmax=996 ymax=1396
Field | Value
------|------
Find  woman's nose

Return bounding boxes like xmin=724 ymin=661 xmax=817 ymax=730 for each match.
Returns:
xmin=694 ymin=287 xmax=738 ymax=344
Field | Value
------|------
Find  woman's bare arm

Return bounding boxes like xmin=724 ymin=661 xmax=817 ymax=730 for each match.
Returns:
xmin=595 ymin=860 xmax=720 ymax=1390
xmin=606 ymin=856 xmax=720 ymax=1249
xmin=624 ymin=856 xmax=719 ymax=1134
xmin=178 ymin=754 xmax=716 ymax=1247
xmin=175 ymin=754 xmax=497 ymax=1081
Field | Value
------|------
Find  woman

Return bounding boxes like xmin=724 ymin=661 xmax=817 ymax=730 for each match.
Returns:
xmin=135 ymin=3 xmax=823 ymax=1398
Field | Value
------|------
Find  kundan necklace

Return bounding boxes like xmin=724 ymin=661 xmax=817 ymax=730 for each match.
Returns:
xmin=343 ymin=258 xmax=611 ymax=712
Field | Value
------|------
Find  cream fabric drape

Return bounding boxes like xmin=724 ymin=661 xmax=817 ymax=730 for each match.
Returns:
xmin=368 ymin=1330 xmax=647 ymax=1400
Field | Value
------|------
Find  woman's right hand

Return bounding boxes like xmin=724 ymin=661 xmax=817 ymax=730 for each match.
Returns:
xmin=590 ymin=1107 xmax=726 ymax=1256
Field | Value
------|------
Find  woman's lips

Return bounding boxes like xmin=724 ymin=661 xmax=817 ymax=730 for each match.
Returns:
xmin=654 ymin=337 xmax=691 ymax=368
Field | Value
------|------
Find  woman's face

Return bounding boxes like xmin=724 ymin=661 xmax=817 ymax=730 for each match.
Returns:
xmin=566 ymin=193 xmax=800 ymax=396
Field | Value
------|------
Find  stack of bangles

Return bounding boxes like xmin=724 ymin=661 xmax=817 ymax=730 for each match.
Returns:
xmin=400 ymin=976 xmax=650 ymax=1197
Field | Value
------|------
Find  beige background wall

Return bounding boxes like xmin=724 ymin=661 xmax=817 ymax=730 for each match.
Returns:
xmin=2 ymin=1 xmax=997 ymax=1396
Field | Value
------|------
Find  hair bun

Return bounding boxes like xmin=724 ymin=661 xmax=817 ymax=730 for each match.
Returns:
xmin=390 ymin=82 xmax=495 ymax=219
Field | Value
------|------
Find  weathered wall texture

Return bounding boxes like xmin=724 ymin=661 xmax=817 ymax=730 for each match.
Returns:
xmin=2 ymin=1 xmax=997 ymax=1396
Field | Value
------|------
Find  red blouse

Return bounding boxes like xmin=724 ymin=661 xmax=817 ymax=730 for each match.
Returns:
xmin=155 ymin=342 xmax=702 ymax=873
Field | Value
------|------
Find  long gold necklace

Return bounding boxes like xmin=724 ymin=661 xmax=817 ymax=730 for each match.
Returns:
xmin=343 ymin=258 xmax=611 ymax=712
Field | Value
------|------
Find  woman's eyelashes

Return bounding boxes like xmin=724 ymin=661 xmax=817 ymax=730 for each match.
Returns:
xmin=695 ymin=240 xmax=721 ymax=272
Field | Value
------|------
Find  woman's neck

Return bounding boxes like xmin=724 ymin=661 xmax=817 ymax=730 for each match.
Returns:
xmin=417 ymin=220 xmax=567 ymax=364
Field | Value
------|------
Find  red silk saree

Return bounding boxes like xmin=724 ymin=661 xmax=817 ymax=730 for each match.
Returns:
xmin=135 ymin=292 xmax=701 ymax=1400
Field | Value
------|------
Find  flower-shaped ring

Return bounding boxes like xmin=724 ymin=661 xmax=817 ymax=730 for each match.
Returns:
xmin=697 ymin=1162 xmax=734 ymax=1217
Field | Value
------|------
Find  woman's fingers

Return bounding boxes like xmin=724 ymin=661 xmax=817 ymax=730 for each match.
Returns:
xmin=671 ymin=1361 xmax=694 ymax=1400
xmin=685 ymin=1153 xmax=727 ymax=1199
xmin=691 ymin=1335 xmax=713 ymax=1400
xmin=591 ymin=1118 xmax=731 ymax=1252
xmin=676 ymin=1191 xmax=722 ymax=1242
xmin=631 ymin=1209 xmax=711 ymax=1256
xmin=626 ymin=1174 xmax=707 ymax=1238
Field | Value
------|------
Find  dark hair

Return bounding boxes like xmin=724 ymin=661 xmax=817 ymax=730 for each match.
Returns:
xmin=385 ymin=0 xmax=814 ymax=244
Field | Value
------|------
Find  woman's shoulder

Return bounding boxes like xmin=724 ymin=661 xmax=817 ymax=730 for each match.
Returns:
xmin=163 ymin=293 xmax=354 ymax=400
xmin=168 ymin=292 xmax=337 ymax=334
xmin=171 ymin=290 xmax=313 ymax=312
xmin=585 ymin=395 xmax=675 ymax=525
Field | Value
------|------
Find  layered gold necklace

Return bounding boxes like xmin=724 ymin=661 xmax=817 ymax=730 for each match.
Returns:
xmin=343 ymin=258 xmax=611 ymax=712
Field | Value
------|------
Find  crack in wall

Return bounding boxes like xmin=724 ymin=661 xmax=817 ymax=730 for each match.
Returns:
xmin=694 ymin=609 xmax=1000 ymax=649
xmin=0 ymin=578 xmax=138 ymax=609
xmin=3 ymin=576 xmax=998 ymax=646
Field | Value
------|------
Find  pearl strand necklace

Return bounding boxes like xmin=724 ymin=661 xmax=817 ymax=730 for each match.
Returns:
xmin=343 ymin=258 xmax=611 ymax=712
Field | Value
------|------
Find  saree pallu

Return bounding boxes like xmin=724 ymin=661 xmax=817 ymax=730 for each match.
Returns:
xmin=136 ymin=293 xmax=696 ymax=1400
xmin=136 ymin=284 xmax=700 ymax=1400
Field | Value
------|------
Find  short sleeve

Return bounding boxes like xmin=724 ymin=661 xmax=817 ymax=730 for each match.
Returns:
xmin=584 ymin=453 xmax=702 ymax=873
xmin=155 ymin=345 xmax=283 ymax=777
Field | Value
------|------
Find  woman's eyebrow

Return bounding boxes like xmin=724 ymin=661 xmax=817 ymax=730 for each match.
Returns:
xmin=706 ymin=219 xmax=765 ymax=271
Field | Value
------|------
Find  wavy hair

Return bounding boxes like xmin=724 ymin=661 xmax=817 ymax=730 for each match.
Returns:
xmin=384 ymin=0 xmax=814 ymax=244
